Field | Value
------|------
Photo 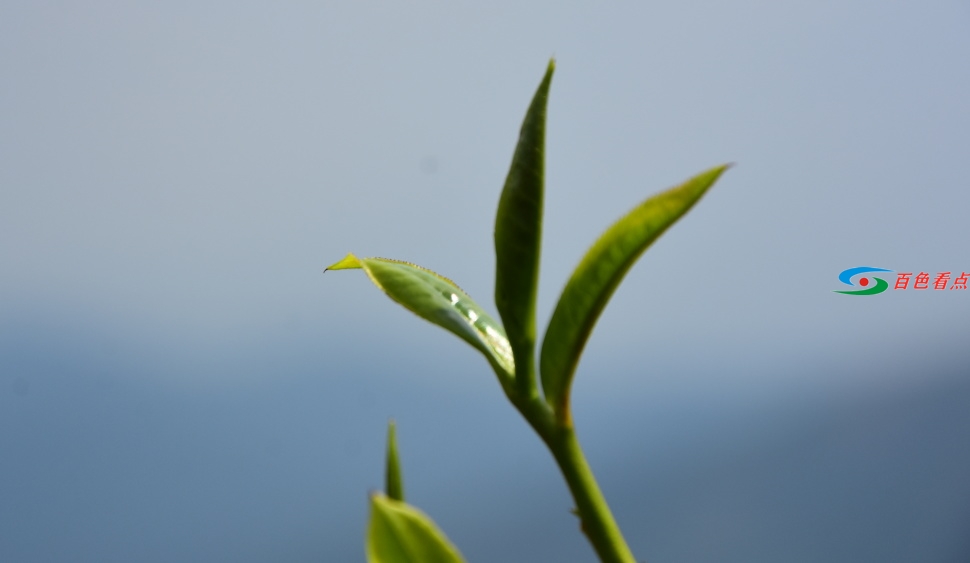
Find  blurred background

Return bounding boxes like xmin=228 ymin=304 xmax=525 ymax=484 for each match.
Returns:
xmin=2 ymin=2 xmax=969 ymax=561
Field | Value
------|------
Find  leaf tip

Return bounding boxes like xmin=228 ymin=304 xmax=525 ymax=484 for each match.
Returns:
xmin=325 ymin=252 xmax=362 ymax=272
xmin=691 ymin=162 xmax=733 ymax=194
xmin=542 ymin=58 xmax=555 ymax=88
xmin=711 ymin=162 xmax=734 ymax=179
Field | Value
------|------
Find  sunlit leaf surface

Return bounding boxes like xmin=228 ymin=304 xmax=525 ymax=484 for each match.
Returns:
xmin=326 ymin=254 xmax=514 ymax=380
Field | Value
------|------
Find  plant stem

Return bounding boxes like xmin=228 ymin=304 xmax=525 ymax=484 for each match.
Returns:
xmin=547 ymin=426 xmax=637 ymax=563
xmin=513 ymin=398 xmax=636 ymax=563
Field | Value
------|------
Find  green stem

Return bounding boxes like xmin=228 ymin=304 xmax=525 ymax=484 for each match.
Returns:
xmin=547 ymin=426 xmax=637 ymax=563
xmin=512 ymin=398 xmax=636 ymax=563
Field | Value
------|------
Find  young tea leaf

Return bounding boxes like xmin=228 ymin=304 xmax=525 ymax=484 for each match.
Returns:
xmin=366 ymin=493 xmax=466 ymax=563
xmin=325 ymin=254 xmax=515 ymax=381
xmin=385 ymin=420 xmax=404 ymax=502
xmin=494 ymin=59 xmax=555 ymax=390
xmin=540 ymin=164 xmax=730 ymax=422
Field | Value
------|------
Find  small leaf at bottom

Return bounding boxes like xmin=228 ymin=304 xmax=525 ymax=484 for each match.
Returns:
xmin=366 ymin=493 xmax=466 ymax=563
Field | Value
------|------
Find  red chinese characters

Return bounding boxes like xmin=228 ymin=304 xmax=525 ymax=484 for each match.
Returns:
xmin=952 ymin=272 xmax=969 ymax=290
xmin=892 ymin=271 xmax=966 ymax=290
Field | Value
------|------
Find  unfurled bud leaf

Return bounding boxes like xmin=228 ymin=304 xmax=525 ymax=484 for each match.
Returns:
xmin=494 ymin=59 xmax=554 ymax=393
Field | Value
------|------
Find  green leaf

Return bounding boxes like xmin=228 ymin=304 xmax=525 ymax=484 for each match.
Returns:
xmin=540 ymin=164 xmax=731 ymax=422
xmin=325 ymin=254 xmax=515 ymax=380
xmin=494 ymin=59 xmax=555 ymax=390
xmin=366 ymin=493 xmax=466 ymax=563
xmin=385 ymin=419 xmax=404 ymax=502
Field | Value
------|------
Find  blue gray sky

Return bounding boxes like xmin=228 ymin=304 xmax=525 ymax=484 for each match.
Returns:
xmin=2 ymin=2 xmax=969 ymax=562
